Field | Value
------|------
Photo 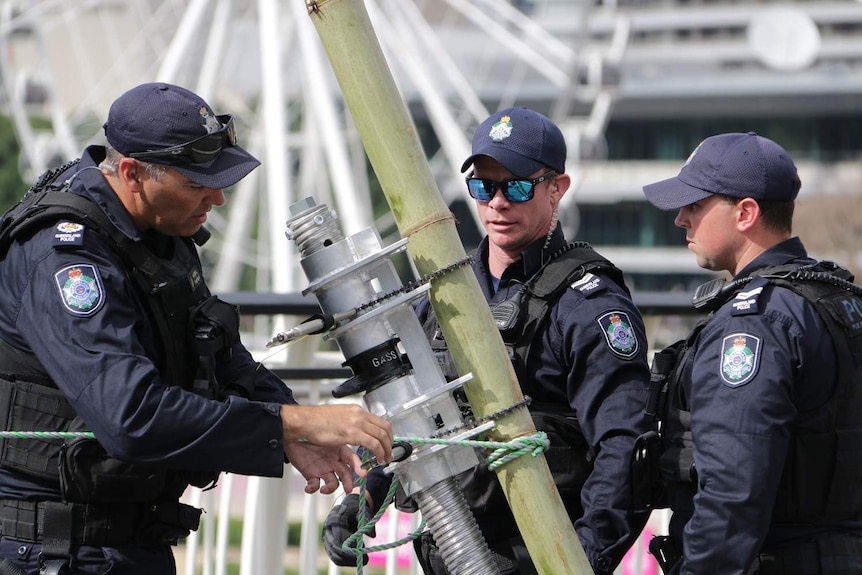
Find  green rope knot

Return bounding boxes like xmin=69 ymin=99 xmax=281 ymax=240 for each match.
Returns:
xmin=401 ymin=432 xmax=550 ymax=470
xmin=483 ymin=432 xmax=550 ymax=470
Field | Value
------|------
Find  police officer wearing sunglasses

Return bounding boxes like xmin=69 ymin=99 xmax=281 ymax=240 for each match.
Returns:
xmin=324 ymin=108 xmax=651 ymax=574
xmin=0 ymin=82 xmax=392 ymax=575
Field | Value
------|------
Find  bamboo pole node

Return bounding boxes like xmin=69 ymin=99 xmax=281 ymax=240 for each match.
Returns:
xmin=306 ymin=0 xmax=331 ymax=17
xmin=400 ymin=210 xmax=457 ymax=238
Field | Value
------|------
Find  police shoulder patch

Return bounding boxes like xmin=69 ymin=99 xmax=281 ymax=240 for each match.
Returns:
xmin=53 ymin=221 xmax=86 ymax=248
xmin=596 ymin=310 xmax=638 ymax=359
xmin=730 ymin=286 xmax=764 ymax=316
xmin=571 ymin=272 xmax=607 ymax=297
xmin=719 ymin=332 xmax=761 ymax=387
xmin=54 ymin=264 xmax=105 ymax=316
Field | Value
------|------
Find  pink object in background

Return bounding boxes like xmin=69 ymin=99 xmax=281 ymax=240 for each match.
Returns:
xmin=366 ymin=509 xmax=415 ymax=568
xmin=619 ymin=526 xmax=658 ymax=575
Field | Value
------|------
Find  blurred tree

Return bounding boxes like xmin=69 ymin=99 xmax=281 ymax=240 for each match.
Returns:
xmin=0 ymin=115 xmax=27 ymax=212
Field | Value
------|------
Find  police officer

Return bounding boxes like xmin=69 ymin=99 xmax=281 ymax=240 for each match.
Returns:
xmin=323 ymin=108 xmax=651 ymax=574
xmin=0 ymin=82 xmax=392 ymax=574
xmin=642 ymin=132 xmax=862 ymax=574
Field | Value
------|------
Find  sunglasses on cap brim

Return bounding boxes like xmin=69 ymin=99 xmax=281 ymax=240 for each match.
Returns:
xmin=465 ymin=170 xmax=556 ymax=203
xmin=128 ymin=114 xmax=237 ymax=165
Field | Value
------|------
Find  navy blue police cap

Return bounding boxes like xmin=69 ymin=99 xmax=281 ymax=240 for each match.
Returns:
xmin=643 ymin=132 xmax=800 ymax=211
xmin=103 ymin=82 xmax=260 ymax=189
xmin=461 ymin=107 xmax=566 ymax=178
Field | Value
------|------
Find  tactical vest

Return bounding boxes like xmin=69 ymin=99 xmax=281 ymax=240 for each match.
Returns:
xmin=650 ymin=262 xmax=862 ymax=524
xmin=0 ymin=163 xmax=244 ymax=501
xmin=422 ymin=243 xmax=629 ymax=536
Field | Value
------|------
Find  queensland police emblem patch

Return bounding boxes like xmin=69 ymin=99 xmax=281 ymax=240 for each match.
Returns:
xmin=54 ymin=264 xmax=105 ymax=316
xmin=489 ymin=115 xmax=513 ymax=142
xmin=596 ymin=311 xmax=638 ymax=359
xmin=720 ymin=333 xmax=761 ymax=387
xmin=199 ymin=106 xmax=222 ymax=133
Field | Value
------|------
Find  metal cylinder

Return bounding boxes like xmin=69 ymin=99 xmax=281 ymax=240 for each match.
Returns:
xmin=415 ymin=478 xmax=498 ymax=574
xmin=283 ymin=196 xmax=495 ymax=573
xmin=286 ymin=197 xmax=343 ymax=256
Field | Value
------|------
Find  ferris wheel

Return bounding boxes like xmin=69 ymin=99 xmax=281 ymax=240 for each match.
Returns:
xmin=0 ymin=0 xmax=624 ymax=299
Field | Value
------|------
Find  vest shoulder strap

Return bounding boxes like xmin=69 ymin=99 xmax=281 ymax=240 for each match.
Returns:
xmin=508 ymin=243 xmax=628 ymax=381
xmin=520 ymin=243 xmax=629 ymax=336
xmin=529 ymin=242 xmax=629 ymax=300
xmin=0 ymin=189 xmax=165 ymax=278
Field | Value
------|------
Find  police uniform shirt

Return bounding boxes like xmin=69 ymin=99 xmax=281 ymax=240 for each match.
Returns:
xmin=0 ymin=147 xmax=293 ymax=500
xmin=669 ymin=237 xmax=861 ymax=575
xmin=399 ymin=225 xmax=651 ymax=573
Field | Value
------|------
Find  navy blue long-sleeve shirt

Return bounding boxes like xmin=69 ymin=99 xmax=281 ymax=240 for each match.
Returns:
xmin=0 ymin=147 xmax=292 ymax=500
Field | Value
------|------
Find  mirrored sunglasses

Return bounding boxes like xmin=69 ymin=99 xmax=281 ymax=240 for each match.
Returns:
xmin=129 ymin=114 xmax=237 ymax=165
xmin=465 ymin=170 xmax=556 ymax=203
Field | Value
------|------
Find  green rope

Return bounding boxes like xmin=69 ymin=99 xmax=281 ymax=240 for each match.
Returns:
xmin=341 ymin=454 xmax=427 ymax=574
xmin=339 ymin=431 xmax=549 ymax=572
xmin=0 ymin=431 xmax=94 ymax=439
xmin=406 ymin=432 xmax=549 ymax=470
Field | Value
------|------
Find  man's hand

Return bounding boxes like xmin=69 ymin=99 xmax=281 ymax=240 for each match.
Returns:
xmin=322 ymin=493 xmax=375 ymax=566
xmin=284 ymin=442 xmax=362 ymax=494
xmin=281 ymin=403 xmax=393 ymax=463
xmin=281 ymin=403 xmax=393 ymax=494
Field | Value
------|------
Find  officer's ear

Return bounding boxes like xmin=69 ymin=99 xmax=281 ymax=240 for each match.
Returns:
xmin=117 ymin=158 xmax=144 ymax=190
xmin=552 ymin=172 xmax=571 ymax=204
xmin=736 ymin=197 xmax=761 ymax=232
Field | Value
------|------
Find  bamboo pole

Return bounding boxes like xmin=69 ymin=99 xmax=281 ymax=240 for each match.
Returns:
xmin=304 ymin=1 xmax=591 ymax=573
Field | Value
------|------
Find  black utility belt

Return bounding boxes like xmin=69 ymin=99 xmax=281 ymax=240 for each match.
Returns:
xmin=0 ymin=498 xmax=201 ymax=547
